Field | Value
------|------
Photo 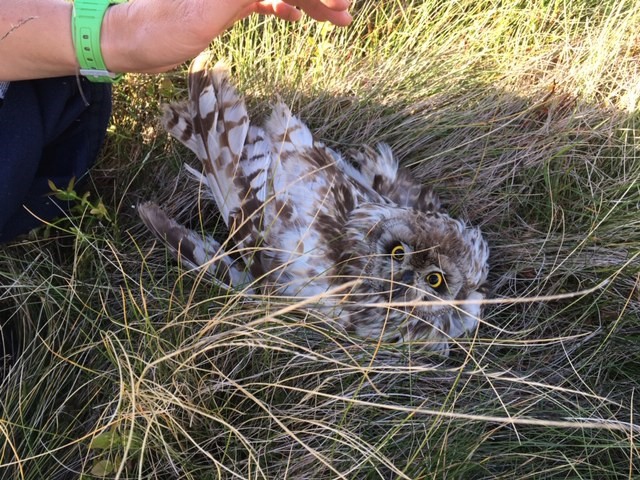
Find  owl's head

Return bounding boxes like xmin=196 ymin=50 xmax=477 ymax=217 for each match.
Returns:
xmin=340 ymin=203 xmax=489 ymax=349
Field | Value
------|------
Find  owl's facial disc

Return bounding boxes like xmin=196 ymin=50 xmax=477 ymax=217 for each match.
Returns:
xmin=361 ymin=214 xmax=484 ymax=327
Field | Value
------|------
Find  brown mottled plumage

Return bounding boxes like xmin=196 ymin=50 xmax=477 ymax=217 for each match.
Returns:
xmin=139 ymin=52 xmax=489 ymax=351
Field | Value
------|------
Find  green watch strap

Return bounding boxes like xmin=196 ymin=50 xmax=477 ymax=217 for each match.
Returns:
xmin=72 ymin=0 xmax=126 ymax=83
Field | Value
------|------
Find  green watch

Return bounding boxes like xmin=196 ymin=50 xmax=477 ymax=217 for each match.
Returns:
xmin=72 ymin=0 xmax=127 ymax=83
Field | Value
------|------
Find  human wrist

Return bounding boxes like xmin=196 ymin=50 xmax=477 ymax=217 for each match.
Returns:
xmin=72 ymin=0 xmax=127 ymax=82
xmin=100 ymin=1 xmax=188 ymax=74
xmin=99 ymin=1 xmax=135 ymax=74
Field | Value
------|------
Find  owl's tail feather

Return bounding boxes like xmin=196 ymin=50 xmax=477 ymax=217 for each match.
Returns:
xmin=161 ymin=52 xmax=250 ymax=229
xmin=138 ymin=202 xmax=255 ymax=293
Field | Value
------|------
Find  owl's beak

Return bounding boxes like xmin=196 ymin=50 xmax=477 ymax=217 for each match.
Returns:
xmin=401 ymin=270 xmax=415 ymax=284
xmin=390 ymin=270 xmax=415 ymax=299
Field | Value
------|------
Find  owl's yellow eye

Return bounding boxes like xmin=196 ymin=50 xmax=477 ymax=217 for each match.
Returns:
xmin=426 ymin=272 xmax=444 ymax=289
xmin=390 ymin=245 xmax=405 ymax=261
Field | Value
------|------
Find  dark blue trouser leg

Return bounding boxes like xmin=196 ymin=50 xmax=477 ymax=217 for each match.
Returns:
xmin=0 ymin=77 xmax=112 ymax=243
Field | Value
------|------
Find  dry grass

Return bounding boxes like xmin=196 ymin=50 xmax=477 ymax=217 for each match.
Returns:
xmin=1 ymin=0 xmax=639 ymax=478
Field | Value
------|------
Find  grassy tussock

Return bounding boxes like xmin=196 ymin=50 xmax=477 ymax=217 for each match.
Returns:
xmin=1 ymin=0 xmax=639 ymax=478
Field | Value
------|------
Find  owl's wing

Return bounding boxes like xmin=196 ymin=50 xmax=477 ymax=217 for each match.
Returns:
xmin=161 ymin=52 xmax=275 ymax=264
xmin=162 ymin=53 xmax=270 ymax=232
xmin=138 ymin=202 xmax=254 ymax=291
xmin=346 ymin=144 xmax=441 ymax=213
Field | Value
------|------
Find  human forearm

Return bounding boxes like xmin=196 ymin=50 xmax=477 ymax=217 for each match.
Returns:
xmin=0 ymin=0 xmax=250 ymax=80
xmin=0 ymin=0 xmax=78 ymax=80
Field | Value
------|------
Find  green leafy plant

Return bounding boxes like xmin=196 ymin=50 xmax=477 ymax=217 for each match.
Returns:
xmin=48 ymin=177 xmax=112 ymax=223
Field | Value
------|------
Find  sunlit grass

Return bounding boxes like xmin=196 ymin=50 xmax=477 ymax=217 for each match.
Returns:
xmin=1 ymin=0 xmax=639 ymax=478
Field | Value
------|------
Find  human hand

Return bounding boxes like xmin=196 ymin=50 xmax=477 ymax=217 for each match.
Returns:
xmin=246 ymin=1 xmax=352 ymax=26
xmin=103 ymin=0 xmax=352 ymax=74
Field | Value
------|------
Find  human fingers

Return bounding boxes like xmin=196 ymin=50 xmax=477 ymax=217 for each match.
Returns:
xmin=249 ymin=1 xmax=304 ymax=22
xmin=291 ymin=0 xmax=352 ymax=11
xmin=311 ymin=0 xmax=351 ymax=10
xmin=283 ymin=0 xmax=353 ymax=26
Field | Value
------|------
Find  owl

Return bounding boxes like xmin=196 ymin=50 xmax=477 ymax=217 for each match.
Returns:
xmin=139 ymin=52 xmax=489 ymax=352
